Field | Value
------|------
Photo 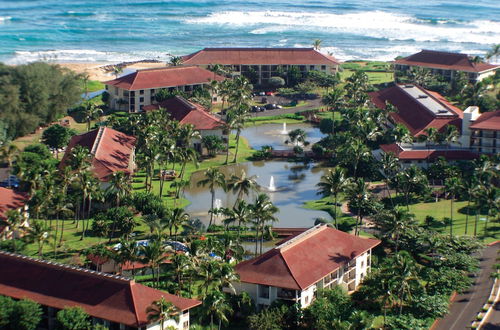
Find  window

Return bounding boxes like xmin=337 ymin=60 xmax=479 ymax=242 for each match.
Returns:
xmin=259 ymin=285 xmax=270 ymax=299
xmin=361 ymin=261 xmax=364 ymax=268
xmin=114 ymin=88 xmax=118 ymax=96
xmin=305 ymin=296 xmax=309 ymax=304
xmin=150 ymin=89 xmax=155 ymax=94
xmin=310 ymin=65 xmax=315 ymax=70
xmin=183 ymin=321 xmax=189 ymax=329
xmin=140 ymin=105 xmax=144 ymax=111
xmin=140 ymin=89 xmax=144 ymax=95
xmin=130 ymin=91 xmax=135 ymax=97
xmin=321 ymin=65 xmax=326 ymax=70
xmin=139 ymin=97 xmax=144 ymax=103
xmin=130 ymin=105 xmax=135 ymax=111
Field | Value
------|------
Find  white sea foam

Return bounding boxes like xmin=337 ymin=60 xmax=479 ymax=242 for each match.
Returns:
xmin=6 ymin=49 xmax=171 ymax=65
xmin=0 ymin=16 xmax=12 ymax=22
xmin=186 ymin=10 xmax=500 ymax=45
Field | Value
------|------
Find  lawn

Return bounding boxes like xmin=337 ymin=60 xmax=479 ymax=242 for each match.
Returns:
xmin=408 ymin=199 xmax=498 ymax=243
xmin=246 ymin=113 xmax=306 ymax=125
xmin=81 ymin=79 xmax=105 ymax=93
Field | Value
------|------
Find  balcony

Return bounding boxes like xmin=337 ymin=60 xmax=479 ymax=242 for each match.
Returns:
xmin=277 ymin=288 xmax=298 ymax=300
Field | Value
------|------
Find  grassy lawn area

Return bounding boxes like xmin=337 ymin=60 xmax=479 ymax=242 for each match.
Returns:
xmin=408 ymin=200 xmax=498 ymax=243
xmin=246 ymin=113 xmax=306 ymax=125
xmin=81 ymin=79 xmax=105 ymax=93
xmin=303 ymin=197 xmax=358 ymax=233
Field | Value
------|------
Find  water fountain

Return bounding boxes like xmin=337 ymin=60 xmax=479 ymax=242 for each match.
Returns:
xmin=281 ymin=122 xmax=288 ymax=135
xmin=268 ymin=176 xmax=276 ymax=192
xmin=214 ymin=198 xmax=222 ymax=210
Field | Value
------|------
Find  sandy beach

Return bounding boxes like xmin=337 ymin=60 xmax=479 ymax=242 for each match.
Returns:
xmin=57 ymin=61 xmax=168 ymax=81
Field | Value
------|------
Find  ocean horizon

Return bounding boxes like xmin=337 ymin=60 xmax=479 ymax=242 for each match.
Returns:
xmin=0 ymin=0 xmax=499 ymax=64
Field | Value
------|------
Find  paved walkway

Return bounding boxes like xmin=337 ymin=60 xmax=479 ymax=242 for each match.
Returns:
xmin=434 ymin=242 xmax=499 ymax=330
xmin=251 ymin=97 xmax=323 ymax=117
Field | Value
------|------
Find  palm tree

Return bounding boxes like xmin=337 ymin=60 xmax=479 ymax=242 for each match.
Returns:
xmin=251 ymin=193 xmax=279 ymax=255
xmin=379 ymin=152 xmax=400 ymax=205
xmin=420 ymin=127 xmax=440 ymax=167
xmin=482 ymin=186 xmax=499 ymax=239
xmin=223 ymin=200 xmax=252 ymax=238
xmin=313 ymin=39 xmax=322 ymax=51
xmin=223 ymin=111 xmax=238 ymax=164
xmin=170 ymin=253 xmax=191 ymax=294
xmin=286 ymin=128 xmax=310 ymax=147
xmin=444 ymin=176 xmax=462 ymax=237
xmin=141 ymin=239 xmax=167 ymax=286
xmin=346 ymin=178 xmax=370 ymax=236
xmin=461 ymin=176 xmax=477 ymax=235
xmin=25 ymin=220 xmax=50 ymax=257
xmin=409 ymin=67 xmax=433 ymax=87
xmin=338 ymin=139 xmax=370 ymax=178
xmin=112 ymin=65 xmax=123 ymax=79
xmin=203 ymin=291 xmax=233 ymax=330
xmin=322 ymin=88 xmax=345 ymax=135
xmin=485 ymin=44 xmax=500 ymax=63
xmin=441 ymin=125 xmax=460 ymax=159
xmin=197 ymin=167 xmax=226 ymax=227
xmin=0 ymin=210 xmax=26 ymax=251
xmin=227 ymin=170 xmax=259 ymax=206
xmin=168 ymin=207 xmax=190 ymax=239
xmin=231 ymin=106 xmax=251 ymax=163
xmin=169 ymin=56 xmax=183 ymax=66
xmin=373 ymin=208 xmax=417 ymax=252
xmin=117 ymin=238 xmax=139 ymax=275
xmin=84 ymin=102 xmax=104 ymax=131
xmin=0 ymin=144 xmax=18 ymax=171
xmin=106 ymin=171 xmax=132 ymax=207
xmin=316 ymin=167 xmax=348 ymax=228
xmin=198 ymin=259 xmax=223 ymax=296
xmin=146 ymin=297 xmax=180 ymax=330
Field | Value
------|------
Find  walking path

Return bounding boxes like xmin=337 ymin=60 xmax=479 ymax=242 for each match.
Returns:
xmin=434 ymin=242 xmax=499 ymax=330
xmin=251 ymin=98 xmax=322 ymax=117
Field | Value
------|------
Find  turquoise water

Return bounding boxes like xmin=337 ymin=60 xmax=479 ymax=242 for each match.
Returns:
xmin=0 ymin=0 xmax=499 ymax=64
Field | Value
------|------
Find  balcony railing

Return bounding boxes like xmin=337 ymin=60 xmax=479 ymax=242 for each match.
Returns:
xmin=277 ymin=289 xmax=297 ymax=300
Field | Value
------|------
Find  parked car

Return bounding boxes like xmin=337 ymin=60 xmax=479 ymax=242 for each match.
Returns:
xmin=258 ymin=91 xmax=266 ymax=96
xmin=265 ymin=104 xmax=277 ymax=110
xmin=265 ymin=91 xmax=274 ymax=96
xmin=259 ymin=106 xmax=266 ymax=112
xmin=0 ymin=176 xmax=20 ymax=188
xmin=251 ymin=106 xmax=259 ymax=112
xmin=276 ymin=105 xmax=283 ymax=109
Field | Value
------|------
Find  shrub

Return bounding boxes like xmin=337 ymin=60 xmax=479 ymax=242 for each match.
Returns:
xmin=56 ymin=307 xmax=92 ymax=330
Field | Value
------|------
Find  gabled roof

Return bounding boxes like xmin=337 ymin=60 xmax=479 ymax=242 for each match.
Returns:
xmin=182 ymin=48 xmax=340 ymax=66
xmin=380 ymin=143 xmax=479 ymax=160
xmin=394 ymin=50 xmax=499 ymax=73
xmin=369 ymin=84 xmax=463 ymax=136
xmin=143 ymin=96 xmax=224 ymax=130
xmin=469 ymin=110 xmax=500 ymax=131
xmin=0 ymin=187 xmax=28 ymax=220
xmin=104 ymin=66 xmax=224 ymax=91
xmin=60 ymin=127 xmax=136 ymax=181
xmin=235 ymin=225 xmax=380 ymax=290
xmin=0 ymin=251 xmax=200 ymax=327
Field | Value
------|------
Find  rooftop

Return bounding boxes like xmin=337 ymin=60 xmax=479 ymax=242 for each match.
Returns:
xmin=380 ymin=143 xmax=479 ymax=160
xmin=143 ymin=96 xmax=224 ymax=130
xmin=104 ymin=66 xmax=224 ymax=91
xmin=60 ymin=127 xmax=136 ymax=181
xmin=395 ymin=49 xmax=499 ymax=73
xmin=182 ymin=47 xmax=340 ymax=66
xmin=235 ymin=225 xmax=380 ymax=290
xmin=369 ymin=84 xmax=463 ymax=136
xmin=469 ymin=110 xmax=500 ymax=131
xmin=0 ymin=251 xmax=200 ymax=328
xmin=0 ymin=187 xmax=27 ymax=220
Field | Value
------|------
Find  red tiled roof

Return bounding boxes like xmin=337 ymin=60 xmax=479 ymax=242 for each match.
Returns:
xmin=235 ymin=225 xmax=380 ymax=290
xmin=104 ymin=66 xmax=224 ymax=91
xmin=0 ymin=187 xmax=27 ymax=220
xmin=0 ymin=251 xmax=200 ymax=327
xmin=60 ymin=127 xmax=136 ymax=182
xmin=369 ymin=84 xmax=463 ymax=136
xmin=469 ymin=110 xmax=500 ymax=131
xmin=143 ymin=96 xmax=224 ymax=130
xmin=182 ymin=48 xmax=340 ymax=66
xmin=380 ymin=143 xmax=479 ymax=160
xmin=394 ymin=50 xmax=499 ymax=73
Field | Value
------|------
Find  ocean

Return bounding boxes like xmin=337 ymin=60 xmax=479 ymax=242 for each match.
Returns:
xmin=0 ymin=0 xmax=499 ymax=64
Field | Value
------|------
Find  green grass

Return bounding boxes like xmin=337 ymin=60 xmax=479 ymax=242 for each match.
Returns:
xmin=408 ymin=199 xmax=498 ymax=243
xmin=81 ymin=80 xmax=105 ymax=93
xmin=303 ymin=197 xmax=358 ymax=233
xmin=246 ymin=113 xmax=306 ymax=125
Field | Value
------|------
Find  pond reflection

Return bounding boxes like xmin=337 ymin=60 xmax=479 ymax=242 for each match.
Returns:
xmin=184 ymin=160 xmax=330 ymax=228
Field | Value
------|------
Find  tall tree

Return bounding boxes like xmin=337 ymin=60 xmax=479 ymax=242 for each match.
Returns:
xmin=317 ymin=167 xmax=348 ymax=228
xmin=197 ymin=167 xmax=226 ymax=227
xmin=146 ymin=297 xmax=180 ymax=330
xmin=228 ymin=170 xmax=259 ymax=206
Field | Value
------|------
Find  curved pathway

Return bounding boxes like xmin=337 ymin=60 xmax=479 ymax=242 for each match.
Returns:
xmin=433 ymin=242 xmax=500 ymax=330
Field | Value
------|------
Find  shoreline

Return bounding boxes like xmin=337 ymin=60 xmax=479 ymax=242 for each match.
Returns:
xmin=42 ymin=60 xmax=169 ymax=82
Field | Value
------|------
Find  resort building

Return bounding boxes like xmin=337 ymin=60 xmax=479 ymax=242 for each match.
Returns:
xmin=0 ymin=187 xmax=29 ymax=240
xmin=104 ymin=66 xmax=224 ymax=112
xmin=0 ymin=251 xmax=201 ymax=330
xmin=462 ymin=108 xmax=500 ymax=154
xmin=60 ymin=127 xmax=136 ymax=185
xmin=370 ymin=84 xmax=478 ymax=165
xmin=181 ymin=47 xmax=340 ymax=85
xmin=143 ymin=96 xmax=227 ymax=153
xmin=394 ymin=50 xmax=499 ymax=83
xmin=232 ymin=224 xmax=380 ymax=309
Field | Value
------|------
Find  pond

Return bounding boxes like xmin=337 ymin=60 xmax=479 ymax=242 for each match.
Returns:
xmin=238 ymin=122 xmax=325 ymax=150
xmin=184 ymin=160 xmax=330 ymax=228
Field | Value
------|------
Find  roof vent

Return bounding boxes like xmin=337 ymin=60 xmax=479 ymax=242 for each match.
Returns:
xmin=438 ymin=109 xmax=448 ymax=114
xmin=418 ymin=95 xmax=428 ymax=99
xmin=404 ymin=85 xmax=414 ymax=88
